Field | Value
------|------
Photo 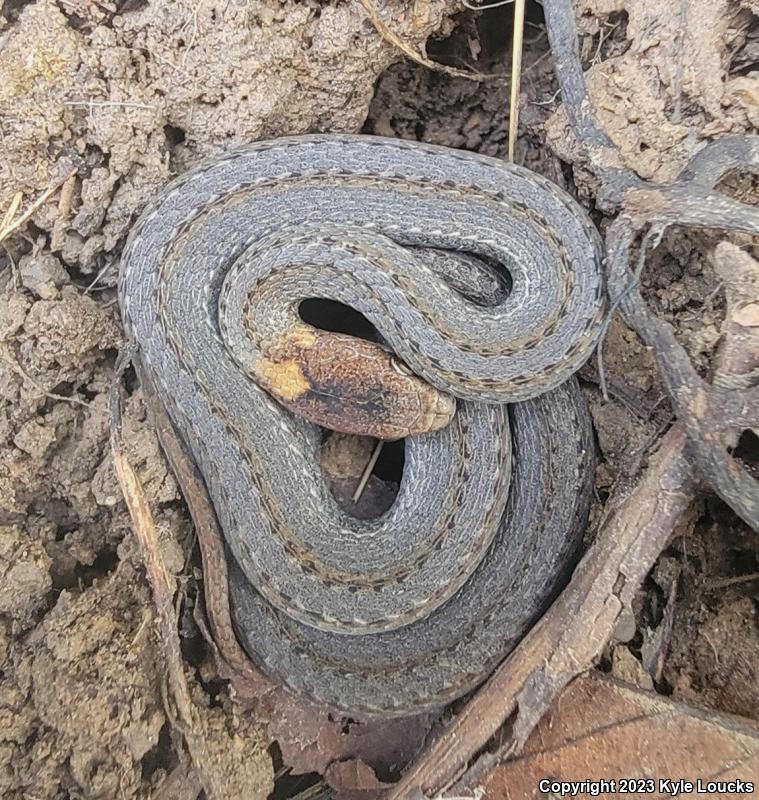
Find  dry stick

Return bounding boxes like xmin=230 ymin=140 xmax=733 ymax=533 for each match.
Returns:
xmin=357 ymin=0 xmax=508 ymax=82
xmin=109 ymin=351 xmax=237 ymax=800
xmin=712 ymin=242 xmax=759 ymax=394
xmin=507 ymin=0 xmax=526 ymax=162
xmin=607 ymin=185 xmax=759 ymax=530
xmin=543 ymin=0 xmax=759 ymax=525
xmin=541 ymin=0 xmax=643 ymax=209
xmin=707 ymin=572 xmax=759 ymax=590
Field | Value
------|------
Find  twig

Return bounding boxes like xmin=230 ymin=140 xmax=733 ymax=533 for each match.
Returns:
xmin=543 ymin=0 xmax=759 ymax=526
xmin=84 ymin=261 xmax=116 ymax=294
xmin=522 ymin=48 xmax=552 ymax=76
xmin=542 ymin=0 xmax=643 ymax=209
xmin=180 ymin=0 xmax=206 ymax=65
xmin=352 ymin=439 xmax=384 ymax=503
xmin=531 ymin=86 xmax=561 ymax=108
xmin=136 ymin=363 xmax=274 ymax=699
xmin=606 ymin=186 xmax=759 ymax=529
xmin=110 ymin=358 xmax=195 ymax=726
xmin=507 ymin=0 xmax=526 ymax=162
xmin=357 ymin=0 xmax=508 ymax=82
xmin=706 ymin=572 xmax=759 ymax=590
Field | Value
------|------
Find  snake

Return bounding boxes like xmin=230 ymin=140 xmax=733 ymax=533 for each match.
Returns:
xmin=118 ymin=134 xmax=604 ymax=717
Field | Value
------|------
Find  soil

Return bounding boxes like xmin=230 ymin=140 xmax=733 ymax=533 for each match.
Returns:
xmin=0 ymin=0 xmax=757 ymax=798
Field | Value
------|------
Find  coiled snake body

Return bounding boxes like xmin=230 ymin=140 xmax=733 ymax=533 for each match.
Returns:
xmin=119 ymin=135 xmax=604 ymax=716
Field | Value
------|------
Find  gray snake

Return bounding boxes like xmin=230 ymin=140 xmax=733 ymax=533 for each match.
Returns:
xmin=118 ymin=134 xmax=604 ymax=716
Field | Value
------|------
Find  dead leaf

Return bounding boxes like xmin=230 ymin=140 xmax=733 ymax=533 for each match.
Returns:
xmin=265 ymin=688 xmax=435 ymax=780
xmin=324 ymin=758 xmax=391 ymax=799
xmin=480 ymin=673 xmax=759 ymax=797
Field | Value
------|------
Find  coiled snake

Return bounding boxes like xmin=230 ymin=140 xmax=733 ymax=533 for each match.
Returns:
xmin=119 ymin=135 xmax=605 ymax=716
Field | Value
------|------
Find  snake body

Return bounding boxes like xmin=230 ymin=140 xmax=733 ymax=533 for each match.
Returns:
xmin=119 ymin=134 xmax=603 ymax=716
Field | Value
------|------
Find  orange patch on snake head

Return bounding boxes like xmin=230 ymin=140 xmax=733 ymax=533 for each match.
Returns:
xmin=257 ymin=357 xmax=310 ymax=401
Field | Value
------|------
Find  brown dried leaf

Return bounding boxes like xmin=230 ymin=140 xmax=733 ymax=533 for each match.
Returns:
xmin=324 ymin=758 xmax=391 ymax=799
xmin=265 ymin=688 xmax=434 ymax=779
xmin=480 ymin=673 xmax=759 ymax=797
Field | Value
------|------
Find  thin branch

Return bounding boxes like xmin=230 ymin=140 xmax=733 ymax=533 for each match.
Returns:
xmin=109 ymin=346 xmax=262 ymax=799
xmin=137 ymin=364 xmax=275 ymax=699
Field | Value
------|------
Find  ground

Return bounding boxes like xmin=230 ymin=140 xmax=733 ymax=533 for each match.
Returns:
xmin=0 ymin=0 xmax=757 ymax=798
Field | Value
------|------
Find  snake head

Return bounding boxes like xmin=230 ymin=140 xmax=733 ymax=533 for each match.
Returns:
xmin=254 ymin=323 xmax=455 ymax=439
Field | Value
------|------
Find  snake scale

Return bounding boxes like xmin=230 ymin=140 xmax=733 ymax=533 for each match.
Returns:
xmin=119 ymin=134 xmax=605 ymax=717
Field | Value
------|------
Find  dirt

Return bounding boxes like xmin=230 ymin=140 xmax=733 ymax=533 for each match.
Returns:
xmin=0 ymin=0 xmax=757 ymax=798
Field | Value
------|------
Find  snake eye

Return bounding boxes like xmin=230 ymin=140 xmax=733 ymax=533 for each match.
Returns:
xmin=390 ymin=356 xmax=414 ymax=377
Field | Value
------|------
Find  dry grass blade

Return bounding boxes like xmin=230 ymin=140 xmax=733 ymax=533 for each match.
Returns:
xmin=110 ymin=445 xmax=194 ymax=717
xmin=357 ymin=0 xmax=507 ymax=82
xmin=0 ymin=169 xmax=78 ymax=246
xmin=508 ymin=0 xmax=526 ymax=161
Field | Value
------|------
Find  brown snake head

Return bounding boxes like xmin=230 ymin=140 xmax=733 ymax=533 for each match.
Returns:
xmin=254 ymin=323 xmax=456 ymax=439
